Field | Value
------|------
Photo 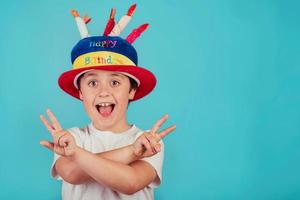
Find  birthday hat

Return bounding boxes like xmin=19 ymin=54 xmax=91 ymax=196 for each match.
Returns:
xmin=58 ymin=4 xmax=156 ymax=101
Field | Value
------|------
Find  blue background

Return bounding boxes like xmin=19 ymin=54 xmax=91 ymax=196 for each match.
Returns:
xmin=1 ymin=0 xmax=300 ymax=199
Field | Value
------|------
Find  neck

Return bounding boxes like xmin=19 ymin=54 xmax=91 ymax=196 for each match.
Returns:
xmin=92 ymin=118 xmax=132 ymax=133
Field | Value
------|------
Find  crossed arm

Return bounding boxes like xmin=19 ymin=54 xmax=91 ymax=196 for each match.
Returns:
xmin=40 ymin=109 xmax=175 ymax=194
xmin=54 ymin=145 xmax=139 ymax=185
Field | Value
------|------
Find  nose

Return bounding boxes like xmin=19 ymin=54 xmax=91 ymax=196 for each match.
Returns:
xmin=97 ymin=83 xmax=111 ymax=98
xmin=98 ymin=91 xmax=110 ymax=98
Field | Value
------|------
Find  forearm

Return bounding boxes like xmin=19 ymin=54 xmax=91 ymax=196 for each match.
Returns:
xmin=55 ymin=157 xmax=94 ymax=184
xmin=96 ymin=144 xmax=139 ymax=164
xmin=71 ymin=147 xmax=141 ymax=194
xmin=55 ymin=144 xmax=139 ymax=185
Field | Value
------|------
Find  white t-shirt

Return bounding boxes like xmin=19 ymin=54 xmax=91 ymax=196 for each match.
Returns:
xmin=51 ymin=123 xmax=164 ymax=200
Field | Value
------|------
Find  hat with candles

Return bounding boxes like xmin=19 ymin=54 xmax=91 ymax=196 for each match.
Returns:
xmin=58 ymin=4 xmax=156 ymax=101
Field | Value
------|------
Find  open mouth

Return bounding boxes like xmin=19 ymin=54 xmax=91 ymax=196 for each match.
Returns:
xmin=95 ymin=103 xmax=115 ymax=118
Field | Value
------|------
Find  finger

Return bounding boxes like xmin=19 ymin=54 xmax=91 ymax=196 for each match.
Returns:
xmin=59 ymin=137 xmax=68 ymax=147
xmin=52 ymin=130 xmax=65 ymax=145
xmin=157 ymin=125 xmax=176 ymax=140
xmin=146 ymin=134 xmax=157 ymax=153
xmin=46 ymin=109 xmax=63 ymax=131
xmin=151 ymin=114 xmax=169 ymax=134
xmin=40 ymin=115 xmax=55 ymax=132
xmin=58 ymin=133 xmax=68 ymax=147
xmin=145 ymin=133 xmax=159 ymax=153
xmin=154 ymin=143 xmax=161 ymax=152
xmin=142 ymin=137 xmax=154 ymax=154
xmin=40 ymin=140 xmax=54 ymax=151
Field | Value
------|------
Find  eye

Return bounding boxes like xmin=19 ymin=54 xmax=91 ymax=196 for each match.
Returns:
xmin=88 ymin=80 xmax=98 ymax=87
xmin=111 ymin=80 xmax=120 ymax=87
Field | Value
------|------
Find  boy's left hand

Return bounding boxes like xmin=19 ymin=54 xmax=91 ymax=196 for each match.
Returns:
xmin=39 ymin=109 xmax=78 ymax=157
xmin=132 ymin=114 xmax=176 ymax=159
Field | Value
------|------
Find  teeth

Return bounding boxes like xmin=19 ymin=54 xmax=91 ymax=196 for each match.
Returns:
xmin=97 ymin=103 xmax=113 ymax=107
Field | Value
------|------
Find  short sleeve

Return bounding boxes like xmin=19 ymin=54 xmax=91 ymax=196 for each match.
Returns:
xmin=50 ymin=152 xmax=62 ymax=180
xmin=50 ymin=127 xmax=84 ymax=180
xmin=135 ymin=131 xmax=165 ymax=188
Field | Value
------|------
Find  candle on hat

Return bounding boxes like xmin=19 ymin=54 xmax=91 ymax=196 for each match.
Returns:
xmin=109 ymin=4 xmax=137 ymax=36
xmin=126 ymin=23 xmax=149 ymax=44
xmin=103 ymin=8 xmax=116 ymax=36
xmin=71 ymin=9 xmax=91 ymax=38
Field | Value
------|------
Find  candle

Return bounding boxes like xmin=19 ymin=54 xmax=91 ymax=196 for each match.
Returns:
xmin=83 ymin=15 xmax=91 ymax=24
xmin=103 ymin=8 xmax=116 ymax=36
xmin=109 ymin=4 xmax=137 ymax=36
xmin=126 ymin=23 xmax=149 ymax=44
xmin=127 ymin=3 xmax=137 ymax=16
xmin=71 ymin=9 xmax=90 ymax=39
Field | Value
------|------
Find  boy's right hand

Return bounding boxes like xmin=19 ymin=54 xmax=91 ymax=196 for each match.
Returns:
xmin=132 ymin=114 xmax=176 ymax=159
xmin=40 ymin=109 xmax=79 ymax=157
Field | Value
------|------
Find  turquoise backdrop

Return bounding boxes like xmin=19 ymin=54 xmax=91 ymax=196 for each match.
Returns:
xmin=1 ymin=0 xmax=300 ymax=199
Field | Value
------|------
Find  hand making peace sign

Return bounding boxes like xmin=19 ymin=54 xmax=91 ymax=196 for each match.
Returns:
xmin=40 ymin=109 xmax=78 ymax=157
xmin=132 ymin=114 xmax=176 ymax=158
xmin=40 ymin=109 xmax=176 ymax=159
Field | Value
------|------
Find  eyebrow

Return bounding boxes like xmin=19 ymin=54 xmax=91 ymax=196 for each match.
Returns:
xmin=110 ymin=73 xmax=126 ymax=79
xmin=82 ymin=72 xmax=98 ymax=78
xmin=82 ymin=72 xmax=126 ymax=79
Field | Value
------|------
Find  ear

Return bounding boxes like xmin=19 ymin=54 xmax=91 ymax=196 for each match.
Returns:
xmin=129 ymin=88 xmax=136 ymax=100
xmin=79 ymin=90 xmax=84 ymax=100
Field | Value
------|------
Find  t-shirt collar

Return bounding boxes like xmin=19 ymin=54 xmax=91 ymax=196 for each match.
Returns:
xmin=88 ymin=122 xmax=139 ymax=136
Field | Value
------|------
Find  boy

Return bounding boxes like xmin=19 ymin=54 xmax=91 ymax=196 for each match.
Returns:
xmin=40 ymin=5 xmax=176 ymax=200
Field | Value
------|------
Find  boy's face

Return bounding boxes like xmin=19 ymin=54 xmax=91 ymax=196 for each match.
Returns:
xmin=78 ymin=70 xmax=136 ymax=132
